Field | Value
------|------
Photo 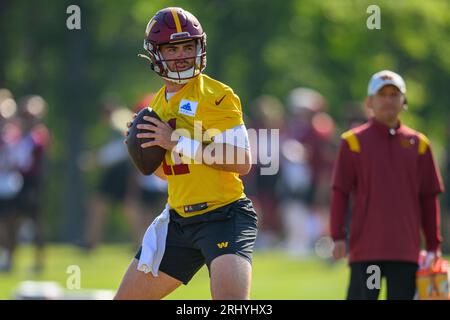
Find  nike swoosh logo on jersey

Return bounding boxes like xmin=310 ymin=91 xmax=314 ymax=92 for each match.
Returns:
xmin=215 ymin=95 xmax=226 ymax=105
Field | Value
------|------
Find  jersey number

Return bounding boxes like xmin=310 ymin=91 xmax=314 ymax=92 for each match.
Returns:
xmin=162 ymin=118 xmax=190 ymax=175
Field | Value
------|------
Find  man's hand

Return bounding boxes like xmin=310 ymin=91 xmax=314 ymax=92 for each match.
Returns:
xmin=423 ymin=250 xmax=442 ymax=269
xmin=136 ymin=116 xmax=179 ymax=151
xmin=332 ymin=240 xmax=347 ymax=260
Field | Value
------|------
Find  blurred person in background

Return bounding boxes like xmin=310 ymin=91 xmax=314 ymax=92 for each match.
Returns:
xmin=0 ymin=89 xmax=20 ymax=272
xmin=79 ymin=94 xmax=168 ymax=251
xmin=284 ymin=87 xmax=336 ymax=256
xmin=248 ymin=95 xmax=283 ymax=248
xmin=0 ymin=93 xmax=50 ymax=273
xmin=78 ymin=100 xmax=139 ymax=251
xmin=276 ymin=137 xmax=313 ymax=257
xmin=342 ymin=101 xmax=369 ymax=130
xmin=15 ymin=95 xmax=50 ymax=273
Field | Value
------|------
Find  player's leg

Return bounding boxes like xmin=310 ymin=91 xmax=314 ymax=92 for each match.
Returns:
xmin=198 ymin=198 xmax=258 ymax=300
xmin=210 ymin=254 xmax=252 ymax=299
xmin=115 ymin=244 xmax=205 ymax=300
xmin=384 ymin=261 xmax=418 ymax=300
xmin=114 ymin=258 xmax=182 ymax=300
xmin=115 ymin=216 xmax=206 ymax=300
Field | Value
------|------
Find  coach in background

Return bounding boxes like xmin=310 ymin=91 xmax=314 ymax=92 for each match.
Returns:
xmin=330 ymin=70 xmax=444 ymax=300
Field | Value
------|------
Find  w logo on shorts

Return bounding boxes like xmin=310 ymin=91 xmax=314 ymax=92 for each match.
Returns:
xmin=217 ymin=242 xmax=229 ymax=249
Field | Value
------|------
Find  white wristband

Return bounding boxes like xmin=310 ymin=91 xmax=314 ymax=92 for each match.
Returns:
xmin=212 ymin=124 xmax=250 ymax=150
xmin=173 ymin=136 xmax=201 ymax=160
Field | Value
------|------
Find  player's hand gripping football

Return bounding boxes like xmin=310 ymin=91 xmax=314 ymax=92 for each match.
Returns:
xmin=124 ymin=114 xmax=179 ymax=151
xmin=137 ymin=116 xmax=179 ymax=151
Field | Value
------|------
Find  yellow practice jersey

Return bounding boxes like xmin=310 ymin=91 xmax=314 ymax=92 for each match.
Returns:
xmin=150 ymin=74 xmax=246 ymax=217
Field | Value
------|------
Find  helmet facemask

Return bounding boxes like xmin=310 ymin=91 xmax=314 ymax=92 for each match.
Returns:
xmin=142 ymin=36 xmax=206 ymax=84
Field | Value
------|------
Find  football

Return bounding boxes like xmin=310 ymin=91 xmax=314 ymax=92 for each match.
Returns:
xmin=126 ymin=107 xmax=166 ymax=175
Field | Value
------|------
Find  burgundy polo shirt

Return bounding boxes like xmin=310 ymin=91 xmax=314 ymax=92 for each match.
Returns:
xmin=330 ymin=118 xmax=444 ymax=263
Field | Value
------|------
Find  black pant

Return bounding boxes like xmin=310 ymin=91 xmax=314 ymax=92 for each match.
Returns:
xmin=347 ymin=261 xmax=418 ymax=300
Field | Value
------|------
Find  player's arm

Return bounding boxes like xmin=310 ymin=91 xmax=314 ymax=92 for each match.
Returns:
xmin=137 ymin=117 xmax=252 ymax=176
xmin=196 ymin=142 xmax=251 ymax=175
xmin=199 ymin=123 xmax=251 ymax=175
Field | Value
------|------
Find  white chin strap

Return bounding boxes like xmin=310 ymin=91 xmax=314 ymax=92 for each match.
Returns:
xmin=162 ymin=66 xmax=197 ymax=84
xmin=162 ymin=77 xmax=191 ymax=85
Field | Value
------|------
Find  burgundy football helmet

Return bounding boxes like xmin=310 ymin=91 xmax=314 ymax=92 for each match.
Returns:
xmin=140 ymin=7 xmax=207 ymax=84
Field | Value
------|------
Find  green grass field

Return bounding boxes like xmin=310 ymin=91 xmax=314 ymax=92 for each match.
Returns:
xmin=0 ymin=244 xmax=383 ymax=300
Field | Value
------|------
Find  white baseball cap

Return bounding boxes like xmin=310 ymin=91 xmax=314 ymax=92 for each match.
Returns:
xmin=367 ymin=70 xmax=406 ymax=96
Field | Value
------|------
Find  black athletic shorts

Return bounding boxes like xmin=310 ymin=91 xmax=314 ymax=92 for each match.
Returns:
xmin=134 ymin=197 xmax=258 ymax=285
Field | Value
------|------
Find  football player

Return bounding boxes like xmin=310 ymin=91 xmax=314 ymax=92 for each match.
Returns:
xmin=115 ymin=7 xmax=257 ymax=300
